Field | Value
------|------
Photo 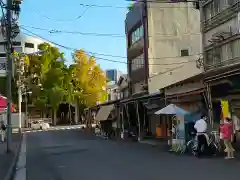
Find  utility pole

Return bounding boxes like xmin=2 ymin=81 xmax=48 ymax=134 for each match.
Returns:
xmin=6 ymin=0 xmax=13 ymax=153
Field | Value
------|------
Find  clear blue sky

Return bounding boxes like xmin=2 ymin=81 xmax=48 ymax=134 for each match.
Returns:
xmin=19 ymin=0 xmax=131 ymax=73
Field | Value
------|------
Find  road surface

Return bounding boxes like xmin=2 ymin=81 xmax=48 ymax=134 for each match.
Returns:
xmin=25 ymin=129 xmax=240 ymax=180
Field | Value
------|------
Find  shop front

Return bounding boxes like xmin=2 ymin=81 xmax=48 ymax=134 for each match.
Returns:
xmin=162 ymin=80 xmax=207 ymax=153
xmin=206 ymin=74 xmax=240 ymax=151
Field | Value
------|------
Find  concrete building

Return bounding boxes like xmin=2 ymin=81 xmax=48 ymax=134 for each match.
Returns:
xmin=125 ymin=1 xmax=203 ymax=96
xmin=117 ymin=74 xmax=129 ymax=99
xmin=147 ymin=2 xmax=203 ymax=94
xmin=201 ymin=0 xmax=240 ymax=70
xmin=200 ymin=0 xmax=240 ymax=146
xmin=106 ymin=84 xmax=120 ymax=102
xmin=0 ymin=32 xmax=53 ymax=77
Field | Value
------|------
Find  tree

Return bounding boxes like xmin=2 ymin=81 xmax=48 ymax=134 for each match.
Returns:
xmin=127 ymin=3 xmax=134 ymax=11
xmin=25 ymin=43 xmax=65 ymax=124
xmin=72 ymin=49 xmax=108 ymax=107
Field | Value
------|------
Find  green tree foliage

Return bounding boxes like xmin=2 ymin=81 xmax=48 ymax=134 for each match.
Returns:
xmin=23 ymin=44 xmax=107 ymax=124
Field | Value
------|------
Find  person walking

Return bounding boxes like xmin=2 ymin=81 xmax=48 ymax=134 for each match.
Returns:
xmin=0 ymin=120 xmax=6 ymax=142
xmin=220 ymin=117 xmax=235 ymax=159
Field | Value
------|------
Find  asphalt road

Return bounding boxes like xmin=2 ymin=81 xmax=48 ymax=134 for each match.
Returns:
xmin=26 ymin=129 xmax=240 ymax=180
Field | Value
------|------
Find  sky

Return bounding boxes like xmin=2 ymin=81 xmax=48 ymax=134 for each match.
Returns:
xmin=19 ymin=0 xmax=131 ymax=73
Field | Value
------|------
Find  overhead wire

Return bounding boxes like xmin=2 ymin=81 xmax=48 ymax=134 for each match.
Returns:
xmin=21 ymin=29 xmax=189 ymax=79
xmin=79 ymin=2 xmax=196 ymax=9
xmin=30 ymin=6 xmax=91 ymax=22
xmin=27 ymin=1 xmax=199 ymax=24
xmin=21 ymin=27 xmax=202 ymax=66
xmin=20 ymin=25 xmax=201 ymax=38
xmin=20 ymin=25 xmax=125 ymax=37
xmin=125 ymin=0 xmax=198 ymax=3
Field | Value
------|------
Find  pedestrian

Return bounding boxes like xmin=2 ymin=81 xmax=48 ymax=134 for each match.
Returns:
xmin=194 ymin=116 xmax=208 ymax=157
xmin=0 ymin=120 xmax=6 ymax=142
xmin=220 ymin=117 xmax=235 ymax=159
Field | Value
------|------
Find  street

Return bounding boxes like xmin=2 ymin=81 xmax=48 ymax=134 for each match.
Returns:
xmin=25 ymin=129 xmax=240 ymax=180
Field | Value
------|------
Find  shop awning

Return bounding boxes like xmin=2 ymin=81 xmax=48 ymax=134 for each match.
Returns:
xmin=95 ymin=104 xmax=114 ymax=121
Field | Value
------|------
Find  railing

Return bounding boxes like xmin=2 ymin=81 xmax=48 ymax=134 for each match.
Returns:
xmin=205 ymin=57 xmax=240 ymax=70
xmin=203 ymin=1 xmax=240 ymax=32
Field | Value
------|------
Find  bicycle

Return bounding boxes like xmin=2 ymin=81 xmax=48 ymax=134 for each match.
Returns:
xmin=186 ymin=132 xmax=221 ymax=156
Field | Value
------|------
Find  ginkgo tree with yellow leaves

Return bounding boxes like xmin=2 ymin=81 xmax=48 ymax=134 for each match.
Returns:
xmin=18 ymin=43 xmax=108 ymax=125
xmin=72 ymin=49 xmax=107 ymax=106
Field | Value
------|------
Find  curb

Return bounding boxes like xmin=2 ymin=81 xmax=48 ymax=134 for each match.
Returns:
xmin=3 ymin=133 xmax=23 ymax=180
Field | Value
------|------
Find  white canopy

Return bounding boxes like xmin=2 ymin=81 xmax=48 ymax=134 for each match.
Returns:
xmin=155 ymin=104 xmax=189 ymax=116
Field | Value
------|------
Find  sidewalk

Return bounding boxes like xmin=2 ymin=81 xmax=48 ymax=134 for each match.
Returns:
xmin=0 ymin=133 xmax=22 ymax=180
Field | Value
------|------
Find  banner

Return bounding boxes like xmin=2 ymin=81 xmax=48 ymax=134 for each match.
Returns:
xmin=221 ymin=100 xmax=230 ymax=119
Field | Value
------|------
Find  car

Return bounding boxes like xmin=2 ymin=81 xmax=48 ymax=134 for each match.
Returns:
xmin=31 ymin=120 xmax=50 ymax=130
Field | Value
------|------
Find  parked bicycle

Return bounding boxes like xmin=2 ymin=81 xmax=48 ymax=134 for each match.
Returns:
xmin=186 ymin=131 xmax=221 ymax=156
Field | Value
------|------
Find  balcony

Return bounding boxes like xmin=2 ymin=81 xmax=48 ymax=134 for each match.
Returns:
xmin=0 ymin=60 xmax=7 ymax=77
xmin=127 ymin=38 xmax=144 ymax=59
xmin=202 ymin=1 xmax=240 ymax=33
xmin=205 ymin=57 xmax=240 ymax=71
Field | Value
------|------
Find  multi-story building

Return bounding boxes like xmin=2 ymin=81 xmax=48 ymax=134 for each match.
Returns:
xmin=201 ymin=0 xmax=240 ymax=145
xmin=0 ymin=32 xmax=53 ymax=77
xmin=105 ymin=69 xmax=121 ymax=83
xmin=200 ymin=0 xmax=240 ymax=122
xmin=201 ymin=0 xmax=240 ymax=71
xmin=125 ymin=2 xmax=147 ymax=96
xmin=125 ymin=1 xmax=202 ymax=96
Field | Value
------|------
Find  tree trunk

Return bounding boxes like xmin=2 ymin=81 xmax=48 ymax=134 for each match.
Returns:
xmin=75 ymin=103 xmax=78 ymax=125
xmin=53 ymin=109 xmax=57 ymax=126
xmin=68 ymin=103 xmax=72 ymax=124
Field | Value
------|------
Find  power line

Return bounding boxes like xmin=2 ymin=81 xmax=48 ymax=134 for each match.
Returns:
xmin=79 ymin=2 xmax=196 ymax=9
xmin=125 ymin=0 xmax=198 ymax=3
xmin=20 ymin=25 xmax=124 ymax=37
xmin=30 ymin=6 xmax=90 ymax=22
xmin=20 ymin=25 xmax=201 ymax=38
xmin=21 ymin=27 xmax=202 ymax=66
xmin=27 ymin=2 xmax=199 ymax=24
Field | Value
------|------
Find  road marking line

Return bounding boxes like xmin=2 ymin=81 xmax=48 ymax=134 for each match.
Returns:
xmin=14 ymin=134 xmax=26 ymax=180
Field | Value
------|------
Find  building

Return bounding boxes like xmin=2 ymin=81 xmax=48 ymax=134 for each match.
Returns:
xmin=105 ymin=69 xmax=121 ymax=83
xmin=200 ymin=0 xmax=240 ymax=146
xmin=125 ymin=2 xmax=147 ymax=96
xmin=106 ymin=83 xmax=120 ymax=102
xmin=117 ymin=74 xmax=129 ymax=99
xmin=125 ymin=1 xmax=202 ymax=96
xmin=0 ymin=32 xmax=53 ymax=77
xmin=123 ymin=1 xmax=205 ymax=141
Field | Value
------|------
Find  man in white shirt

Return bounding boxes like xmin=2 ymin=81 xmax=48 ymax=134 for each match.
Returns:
xmin=194 ymin=116 xmax=208 ymax=156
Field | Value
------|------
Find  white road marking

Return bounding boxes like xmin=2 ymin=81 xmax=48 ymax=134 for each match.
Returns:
xmin=14 ymin=134 xmax=26 ymax=180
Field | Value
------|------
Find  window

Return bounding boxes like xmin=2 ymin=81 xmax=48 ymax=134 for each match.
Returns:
xmin=221 ymin=43 xmax=232 ymax=62
xmin=131 ymin=53 xmax=144 ymax=71
xmin=12 ymin=42 xmax=21 ymax=46
xmin=0 ymin=62 xmax=6 ymax=70
xmin=130 ymin=25 xmax=144 ymax=45
xmin=25 ymin=42 xmax=34 ymax=48
xmin=180 ymin=49 xmax=189 ymax=57
xmin=0 ymin=42 xmax=6 ymax=45
xmin=0 ymin=53 xmax=6 ymax=57
xmin=232 ymin=39 xmax=240 ymax=58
